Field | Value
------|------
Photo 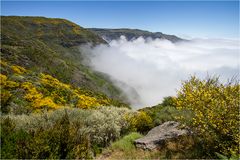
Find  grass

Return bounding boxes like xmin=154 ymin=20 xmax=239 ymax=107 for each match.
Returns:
xmin=98 ymin=132 xmax=166 ymax=160
xmin=111 ymin=132 xmax=143 ymax=151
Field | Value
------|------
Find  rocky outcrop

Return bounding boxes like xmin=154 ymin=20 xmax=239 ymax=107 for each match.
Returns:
xmin=134 ymin=121 xmax=191 ymax=150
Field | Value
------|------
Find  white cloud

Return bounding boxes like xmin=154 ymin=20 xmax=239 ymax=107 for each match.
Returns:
xmin=81 ymin=36 xmax=239 ymax=108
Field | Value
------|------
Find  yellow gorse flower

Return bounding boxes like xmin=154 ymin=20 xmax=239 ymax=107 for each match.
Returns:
xmin=11 ymin=65 xmax=26 ymax=74
xmin=174 ymin=76 xmax=239 ymax=156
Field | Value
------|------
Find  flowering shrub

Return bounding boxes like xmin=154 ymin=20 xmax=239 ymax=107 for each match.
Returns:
xmin=0 ymin=60 xmax=8 ymax=67
xmin=11 ymin=65 xmax=26 ymax=74
xmin=1 ymin=74 xmax=20 ymax=88
xmin=40 ymin=73 xmax=70 ymax=89
xmin=22 ymin=82 xmax=43 ymax=101
xmin=21 ymin=82 xmax=59 ymax=110
xmin=174 ymin=76 xmax=239 ymax=157
xmin=0 ymin=74 xmax=8 ymax=86
xmin=5 ymin=80 xmax=19 ymax=88
xmin=1 ymin=90 xmax=12 ymax=108
xmin=76 ymin=95 xmax=100 ymax=109
xmin=1 ymin=61 xmax=129 ymax=113
xmin=125 ymin=111 xmax=153 ymax=133
xmin=34 ymin=97 xmax=60 ymax=109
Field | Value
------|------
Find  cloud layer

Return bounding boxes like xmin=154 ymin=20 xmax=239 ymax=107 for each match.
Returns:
xmin=81 ymin=36 xmax=239 ymax=108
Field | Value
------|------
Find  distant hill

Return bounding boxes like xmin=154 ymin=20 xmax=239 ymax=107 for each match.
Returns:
xmin=0 ymin=16 xmax=129 ymax=103
xmin=88 ymin=28 xmax=185 ymax=43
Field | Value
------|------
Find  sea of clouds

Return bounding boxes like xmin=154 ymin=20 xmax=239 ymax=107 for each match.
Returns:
xmin=81 ymin=36 xmax=239 ymax=108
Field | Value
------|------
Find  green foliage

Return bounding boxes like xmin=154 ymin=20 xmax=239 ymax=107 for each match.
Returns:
xmin=161 ymin=96 xmax=175 ymax=107
xmin=140 ymin=97 xmax=193 ymax=127
xmin=0 ymin=89 xmax=12 ymax=112
xmin=125 ymin=111 xmax=153 ymax=133
xmin=97 ymin=132 xmax=147 ymax=159
xmin=110 ymin=132 xmax=143 ymax=151
xmin=1 ymin=110 xmax=90 ymax=159
xmin=215 ymin=152 xmax=239 ymax=160
xmin=174 ymin=75 xmax=240 ymax=157
xmin=1 ymin=117 xmax=16 ymax=159
xmin=1 ymin=107 xmax=139 ymax=159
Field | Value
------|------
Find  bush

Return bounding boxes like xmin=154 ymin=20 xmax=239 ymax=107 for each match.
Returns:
xmin=84 ymin=107 xmax=131 ymax=149
xmin=141 ymin=104 xmax=193 ymax=127
xmin=174 ymin=76 xmax=239 ymax=157
xmin=161 ymin=96 xmax=175 ymax=107
xmin=0 ymin=89 xmax=12 ymax=113
xmin=1 ymin=107 xmax=136 ymax=158
xmin=125 ymin=111 xmax=153 ymax=133
xmin=1 ymin=111 xmax=92 ymax=159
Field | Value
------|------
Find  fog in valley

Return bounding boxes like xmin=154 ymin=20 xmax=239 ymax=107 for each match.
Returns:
xmin=81 ymin=36 xmax=239 ymax=108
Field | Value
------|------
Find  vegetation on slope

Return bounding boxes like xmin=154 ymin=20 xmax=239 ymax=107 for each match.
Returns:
xmin=1 ymin=16 xmax=127 ymax=102
xmin=140 ymin=96 xmax=193 ymax=127
xmin=0 ymin=60 xmax=129 ymax=114
xmin=140 ymin=76 xmax=240 ymax=158
xmin=1 ymin=106 xmax=155 ymax=159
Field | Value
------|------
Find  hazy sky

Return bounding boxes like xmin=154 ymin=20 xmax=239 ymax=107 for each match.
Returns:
xmin=1 ymin=1 xmax=239 ymax=38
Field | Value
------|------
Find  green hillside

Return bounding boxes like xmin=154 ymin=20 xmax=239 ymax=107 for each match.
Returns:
xmin=0 ymin=60 xmax=129 ymax=114
xmin=1 ymin=16 xmax=127 ymax=102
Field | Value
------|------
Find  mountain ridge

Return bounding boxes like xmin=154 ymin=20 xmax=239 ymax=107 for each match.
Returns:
xmin=88 ymin=28 xmax=185 ymax=43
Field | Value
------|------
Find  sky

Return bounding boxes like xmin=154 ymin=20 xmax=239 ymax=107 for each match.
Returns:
xmin=1 ymin=1 xmax=239 ymax=38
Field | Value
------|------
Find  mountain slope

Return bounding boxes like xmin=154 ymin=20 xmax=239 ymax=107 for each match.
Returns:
xmin=1 ymin=16 xmax=128 ymax=102
xmin=88 ymin=28 xmax=185 ymax=42
xmin=0 ymin=60 xmax=129 ymax=114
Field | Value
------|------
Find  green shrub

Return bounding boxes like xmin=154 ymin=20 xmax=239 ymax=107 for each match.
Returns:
xmin=140 ymin=102 xmax=193 ymax=128
xmin=1 ymin=111 xmax=93 ymax=159
xmin=110 ymin=132 xmax=143 ymax=151
xmin=0 ymin=89 xmax=12 ymax=113
xmin=1 ymin=107 xmax=137 ymax=158
xmin=125 ymin=111 xmax=153 ymax=134
xmin=161 ymin=96 xmax=175 ymax=107
xmin=1 ymin=117 xmax=17 ymax=159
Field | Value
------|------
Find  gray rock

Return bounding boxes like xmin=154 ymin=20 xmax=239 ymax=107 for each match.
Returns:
xmin=134 ymin=121 xmax=191 ymax=150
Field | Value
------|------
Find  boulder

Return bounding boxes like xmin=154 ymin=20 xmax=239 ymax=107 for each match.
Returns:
xmin=134 ymin=121 xmax=191 ymax=150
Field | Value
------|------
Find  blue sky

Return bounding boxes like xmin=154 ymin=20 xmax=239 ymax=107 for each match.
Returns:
xmin=1 ymin=1 xmax=239 ymax=38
